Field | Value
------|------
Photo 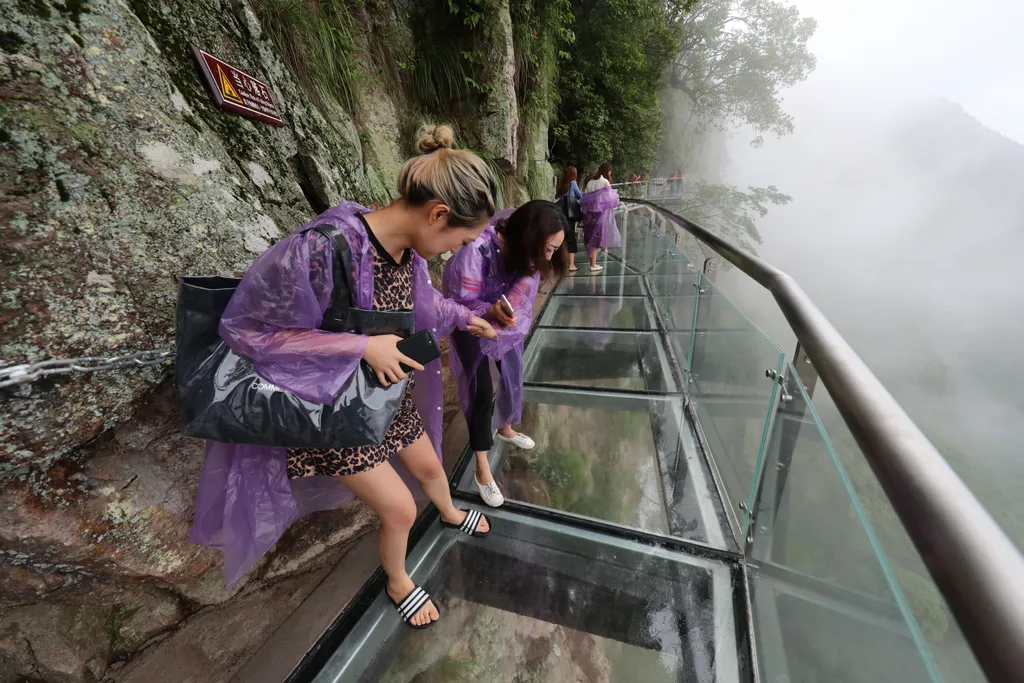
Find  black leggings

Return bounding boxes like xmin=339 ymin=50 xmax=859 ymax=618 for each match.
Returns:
xmin=453 ymin=330 xmax=502 ymax=452
xmin=565 ymin=220 xmax=579 ymax=254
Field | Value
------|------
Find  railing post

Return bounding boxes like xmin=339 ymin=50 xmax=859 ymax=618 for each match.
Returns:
xmin=689 ymin=256 xmax=718 ymax=383
xmin=751 ymin=342 xmax=819 ymax=559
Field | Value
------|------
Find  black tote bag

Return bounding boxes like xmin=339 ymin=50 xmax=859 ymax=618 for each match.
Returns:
xmin=175 ymin=225 xmax=413 ymax=449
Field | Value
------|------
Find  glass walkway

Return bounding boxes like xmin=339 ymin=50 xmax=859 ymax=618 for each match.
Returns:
xmin=285 ymin=202 xmax=1015 ymax=683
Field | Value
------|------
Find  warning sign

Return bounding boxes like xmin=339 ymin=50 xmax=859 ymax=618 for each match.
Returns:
xmin=217 ymin=64 xmax=244 ymax=105
xmin=191 ymin=45 xmax=285 ymax=127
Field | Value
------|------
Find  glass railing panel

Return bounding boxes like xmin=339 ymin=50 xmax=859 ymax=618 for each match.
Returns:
xmin=617 ymin=213 xmax=656 ymax=272
xmin=538 ymin=295 xmax=656 ymax=330
xmin=523 ymin=329 xmax=676 ymax=394
xmin=748 ymin=367 xmax=943 ymax=683
xmin=314 ymin=507 xmax=744 ymax=683
xmin=688 ymin=275 xmax=784 ymax=525
xmin=554 ymin=274 xmax=648 ymax=297
xmin=802 ymin=391 xmax=986 ymax=683
xmin=455 ymin=388 xmax=730 ymax=546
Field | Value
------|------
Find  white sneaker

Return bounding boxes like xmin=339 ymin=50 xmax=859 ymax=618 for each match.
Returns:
xmin=475 ymin=476 xmax=505 ymax=507
xmin=496 ymin=432 xmax=535 ymax=450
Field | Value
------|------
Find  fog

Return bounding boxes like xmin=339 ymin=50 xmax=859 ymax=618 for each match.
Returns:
xmin=705 ymin=0 xmax=1024 ymax=543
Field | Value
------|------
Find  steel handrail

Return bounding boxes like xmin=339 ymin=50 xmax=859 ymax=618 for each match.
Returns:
xmin=623 ymin=197 xmax=1024 ymax=683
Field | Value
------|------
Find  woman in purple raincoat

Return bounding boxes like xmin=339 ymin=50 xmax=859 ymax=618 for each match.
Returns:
xmin=442 ymin=201 xmax=569 ymax=507
xmin=582 ymin=162 xmax=622 ymax=272
xmin=190 ymin=125 xmax=498 ymax=630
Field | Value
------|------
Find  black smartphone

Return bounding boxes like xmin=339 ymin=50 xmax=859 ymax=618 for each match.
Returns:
xmin=396 ymin=329 xmax=440 ymax=372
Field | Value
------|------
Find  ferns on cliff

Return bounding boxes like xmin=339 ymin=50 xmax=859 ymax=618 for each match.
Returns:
xmin=253 ymin=0 xmax=362 ymax=113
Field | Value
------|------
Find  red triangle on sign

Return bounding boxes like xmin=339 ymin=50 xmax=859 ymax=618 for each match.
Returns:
xmin=217 ymin=64 xmax=244 ymax=105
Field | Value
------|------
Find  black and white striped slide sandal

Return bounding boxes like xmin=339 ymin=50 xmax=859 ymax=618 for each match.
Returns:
xmin=440 ymin=508 xmax=490 ymax=538
xmin=389 ymin=585 xmax=439 ymax=630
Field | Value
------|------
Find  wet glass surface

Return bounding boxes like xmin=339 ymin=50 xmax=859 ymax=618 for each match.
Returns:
xmin=539 ymin=296 xmax=656 ymax=330
xmin=457 ymin=388 xmax=730 ymax=547
xmin=554 ymin=275 xmax=648 ymax=297
xmin=580 ymin=259 xmax=637 ymax=276
xmin=523 ymin=329 xmax=676 ymax=393
xmin=342 ymin=511 xmax=742 ymax=683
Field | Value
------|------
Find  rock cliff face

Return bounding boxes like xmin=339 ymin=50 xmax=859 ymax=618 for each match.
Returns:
xmin=0 ymin=1 xmax=554 ymax=680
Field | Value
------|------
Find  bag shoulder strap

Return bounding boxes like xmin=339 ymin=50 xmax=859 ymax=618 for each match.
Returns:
xmin=313 ymin=224 xmax=355 ymax=329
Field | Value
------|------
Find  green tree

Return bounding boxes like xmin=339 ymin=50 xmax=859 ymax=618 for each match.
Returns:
xmin=552 ymin=0 xmax=684 ymax=174
xmin=668 ymin=0 xmax=817 ymax=147
xmin=672 ymin=179 xmax=791 ymax=249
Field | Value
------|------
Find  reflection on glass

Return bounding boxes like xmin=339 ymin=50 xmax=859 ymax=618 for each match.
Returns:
xmin=375 ymin=601 xmax=684 ymax=683
xmin=582 ymin=259 xmax=637 ymax=276
xmin=350 ymin=512 xmax=738 ymax=683
xmin=539 ymin=296 xmax=655 ymax=330
xmin=523 ymin=329 xmax=676 ymax=393
xmin=554 ymin=275 xmax=647 ymax=297
xmin=687 ymin=276 xmax=784 ymax=525
xmin=749 ymin=366 xmax=942 ymax=683
xmin=789 ymin=391 xmax=987 ymax=683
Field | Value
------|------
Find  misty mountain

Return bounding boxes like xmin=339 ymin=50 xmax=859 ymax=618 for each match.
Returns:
xmin=718 ymin=96 xmax=1024 ymax=539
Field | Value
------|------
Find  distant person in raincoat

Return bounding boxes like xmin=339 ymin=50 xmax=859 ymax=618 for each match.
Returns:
xmin=190 ymin=125 xmax=499 ymax=630
xmin=582 ymin=162 xmax=622 ymax=272
xmin=442 ymin=201 xmax=570 ymax=506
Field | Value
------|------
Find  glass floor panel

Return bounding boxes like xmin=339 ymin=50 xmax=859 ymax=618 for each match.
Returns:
xmin=554 ymin=274 xmax=648 ymax=297
xmin=523 ymin=329 xmax=677 ymax=393
xmin=539 ymin=296 xmax=656 ymax=330
xmin=312 ymin=507 xmax=746 ymax=683
xmin=577 ymin=259 xmax=638 ymax=276
xmin=454 ymin=387 xmax=731 ymax=548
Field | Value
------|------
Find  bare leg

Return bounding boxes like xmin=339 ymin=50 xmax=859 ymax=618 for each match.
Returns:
xmin=336 ymin=463 xmax=439 ymax=627
xmin=568 ymin=252 xmax=578 ymax=271
xmin=497 ymin=425 xmax=517 ymax=438
xmin=398 ymin=433 xmax=490 ymax=534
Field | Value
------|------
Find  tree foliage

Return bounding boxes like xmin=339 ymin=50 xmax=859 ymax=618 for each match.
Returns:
xmin=669 ymin=0 xmax=817 ymax=146
xmin=674 ymin=179 xmax=791 ymax=248
xmin=551 ymin=0 xmax=686 ymax=175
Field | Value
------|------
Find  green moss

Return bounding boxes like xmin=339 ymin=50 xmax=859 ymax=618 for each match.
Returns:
xmin=105 ymin=604 xmax=133 ymax=641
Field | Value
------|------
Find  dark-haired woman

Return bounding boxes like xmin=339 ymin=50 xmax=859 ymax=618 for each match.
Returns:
xmin=556 ymin=166 xmax=583 ymax=272
xmin=583 ymin=162 xmax=621 ymax=272
xmin=442 ymin=200 xmax=569 ymax=507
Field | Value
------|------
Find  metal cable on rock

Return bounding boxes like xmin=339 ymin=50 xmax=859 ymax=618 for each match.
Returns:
xmin=0 ymin=349 xmax=174 ymax=389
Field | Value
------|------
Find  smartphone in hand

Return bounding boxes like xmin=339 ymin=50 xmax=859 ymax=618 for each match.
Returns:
xmin=500 ymin=294 xmax=515 ymax=316
xmin=396 ymin=330 xmax=440 ymax=373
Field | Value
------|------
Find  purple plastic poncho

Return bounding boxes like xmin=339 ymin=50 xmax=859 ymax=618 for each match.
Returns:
xmin=581 ymin=185 xmax=622 ymax=251
xmin=189 ymin=202 xmax=474 ymax=587
xmin=441 ymin=210 xmax=540 ymax=432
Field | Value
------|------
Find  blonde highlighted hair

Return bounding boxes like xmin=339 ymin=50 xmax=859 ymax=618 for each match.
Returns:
xmin=397 ymin=124 xmax=498 ymax=227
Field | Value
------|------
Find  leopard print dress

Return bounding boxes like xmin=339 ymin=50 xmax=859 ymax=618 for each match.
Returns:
xmin=286 ymin=222 xmax=425 ymax=479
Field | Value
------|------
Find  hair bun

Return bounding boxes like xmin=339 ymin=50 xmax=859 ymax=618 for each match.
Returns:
xmin=415 ymin=124 xmax=455 ymax=154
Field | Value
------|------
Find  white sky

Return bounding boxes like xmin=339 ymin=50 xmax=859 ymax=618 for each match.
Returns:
xmin=787 ymin=0 xmax=1024 ymax=143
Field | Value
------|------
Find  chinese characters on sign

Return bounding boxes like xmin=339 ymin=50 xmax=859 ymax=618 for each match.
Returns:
xmin=190 ymin=45 xmax=285 ymax=127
